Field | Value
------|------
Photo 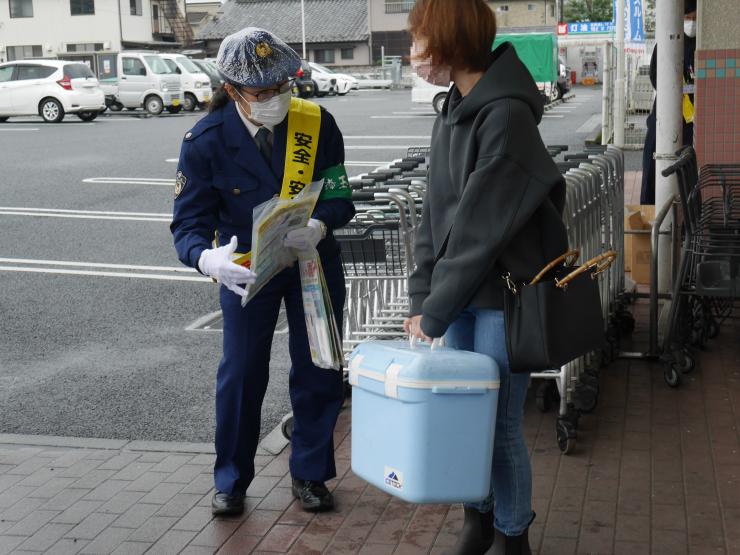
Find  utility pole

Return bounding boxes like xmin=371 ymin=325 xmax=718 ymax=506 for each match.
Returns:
xmin=301 ymin=0 xmax=307 ymax=59
xmin=654 ymin=0 xmax=683 ymax=292
xmin=614 ymin=0 xmax=625 ymax=147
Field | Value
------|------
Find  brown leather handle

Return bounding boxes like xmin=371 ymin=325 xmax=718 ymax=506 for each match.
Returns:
xmin=555 ymin=250 xmax=618 ymax=289
xmin=529 ymin=249 xmax=581 ymax=286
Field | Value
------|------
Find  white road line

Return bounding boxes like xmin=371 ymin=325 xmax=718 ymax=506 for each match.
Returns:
xmin=0 ymin=211 xmax=171 ymax=223
xmin=166 ymin=158 xmax=179 ymax=163
xmin=371 ymin=115 xmax=434 ymax=119
xmin=83 ymin=177 xmax=174 ymax=186
xmin=0 ymin=266 xmax=210 ymax=282
xmin=576 ymin=113 xmax=603 ymax=133
xmin=0 ymin=257 xmax=196 ymax=273
xmin=0 ymin=206 xmax=171 ymax=217
xmin=542 ymin=115 xmax=565 ymax=118
xmin=0 ymin=128 xmax=39 ymax=131
xmin=345 ymin=145 xmax=412 ymax=150
xmin=344 ymin=136 xmax=431 ymax=139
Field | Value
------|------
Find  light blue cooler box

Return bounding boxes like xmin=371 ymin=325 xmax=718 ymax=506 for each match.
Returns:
xmin=349 ymin=340 xmax=500 ymax=503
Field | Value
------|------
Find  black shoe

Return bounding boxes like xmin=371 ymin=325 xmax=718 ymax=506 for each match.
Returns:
xmin=486 ymin=513 xmax=535 ymax=555
xmin=291 ymin=478 xmax=334 ymax=512
xmin=447 ymin=507 xmax=494 ymax=555
xmin=211 ymin=491 xmax=245 ymax=516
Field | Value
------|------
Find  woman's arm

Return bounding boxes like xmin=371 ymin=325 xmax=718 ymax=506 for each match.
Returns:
xmin=170 ymin=139 xmax=219 ymax=271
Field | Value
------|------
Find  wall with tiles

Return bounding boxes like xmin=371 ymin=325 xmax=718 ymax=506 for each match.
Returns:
xmin=693 ymin=49 xmax=740 ymax=165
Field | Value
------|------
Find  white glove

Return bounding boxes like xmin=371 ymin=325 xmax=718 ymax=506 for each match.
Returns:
xmin=198 ymin=236 xmax=257 ymax=296
xmin=284 ymin=218 xmax=325 ymax=252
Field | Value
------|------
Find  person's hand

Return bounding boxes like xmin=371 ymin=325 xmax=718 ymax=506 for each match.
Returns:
xmin=284 ymin=219 xmax=325 ymax=252
xmin=403 ymin=315 xmax=433 ymax=343
xmin=198 ymin=236 xmax=257 ymax=296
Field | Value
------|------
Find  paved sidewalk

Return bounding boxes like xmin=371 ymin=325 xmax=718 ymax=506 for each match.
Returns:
xmin=1 ymin=311 xmax=738 ymax=554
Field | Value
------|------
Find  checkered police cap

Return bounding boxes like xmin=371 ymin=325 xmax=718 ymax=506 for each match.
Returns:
xmin=216 ymin=27 xmax=301 ymax=88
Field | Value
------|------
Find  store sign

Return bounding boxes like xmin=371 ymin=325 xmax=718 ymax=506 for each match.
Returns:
xmin=613 ymin=0 xmax=646 ymax=42
xmin=559 ymin=21 xmax=615 ymax=35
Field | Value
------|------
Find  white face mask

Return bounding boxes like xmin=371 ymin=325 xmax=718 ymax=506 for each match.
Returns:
xmin=236 ymin=89 xmax=291 ymax=126
xmin=684 ymin=19 xmax=696 ymax=38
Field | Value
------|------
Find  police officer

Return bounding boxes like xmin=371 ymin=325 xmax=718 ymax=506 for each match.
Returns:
xmin=171 ymin=27 xmax=354 ymax=516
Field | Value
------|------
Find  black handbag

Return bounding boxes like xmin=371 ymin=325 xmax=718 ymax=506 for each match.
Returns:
xmin=502 ymin=249 xmax=617 ymax=373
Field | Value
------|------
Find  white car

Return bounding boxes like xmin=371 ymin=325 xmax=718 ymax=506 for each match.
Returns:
xmin=0 ymin=60 xmax=105 ymax=123
xmin=354 ymin=73 xmax=392 ymax=89
xmin=308 ymin=62 xmax=355 ymax=95
xmin=411 ymin=74 xmax=450 ymax=114
xmin=159 ymin=54 xmax=212 ymax=111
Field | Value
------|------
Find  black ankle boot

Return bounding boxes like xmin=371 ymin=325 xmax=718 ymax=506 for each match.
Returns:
xmin=486 ymin=522 xmax=533 ymax=555
xmin=447 ymin=507 xmax=495 ymax=555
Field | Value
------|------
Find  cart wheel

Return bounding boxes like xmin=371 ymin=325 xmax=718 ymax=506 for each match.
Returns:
xmin=574 ymin=383 xmax=599 ymax=414
xmin=706 ymin=319 xmax=719 ymax=339
xmin=556 ymin=419 xmax=576 ymax=455
xmin=536 ymin=381 xmax=553 ymax=413
xmin=281 ymin=415 xmax=294 ymax=440
xmin=676 ymin=349 xmax=695 ymax=374
xmin=664 ymin=365 xmax=682 ymax=388
xmin=617 ymin=311 xmax=636 ymax=335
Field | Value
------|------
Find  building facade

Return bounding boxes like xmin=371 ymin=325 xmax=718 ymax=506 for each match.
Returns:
xmin=196 ymin=0 xmax=370 ymax=66
xmin=0 ymin=0 xmax=189 ymax=67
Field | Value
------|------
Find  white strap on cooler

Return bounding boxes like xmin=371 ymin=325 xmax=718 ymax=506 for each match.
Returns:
xmin=348 ymin=355 xmax=500 ymax=398
xmin=384 ymin=363 xmax=404 ymax=399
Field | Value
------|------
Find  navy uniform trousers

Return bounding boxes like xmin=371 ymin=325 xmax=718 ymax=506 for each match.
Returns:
xmin=215 ymin=254 xmax=345 ymax=495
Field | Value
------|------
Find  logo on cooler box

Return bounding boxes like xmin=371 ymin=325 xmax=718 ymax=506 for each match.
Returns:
xmin=384 ymin=466 xmax=403 ymax=490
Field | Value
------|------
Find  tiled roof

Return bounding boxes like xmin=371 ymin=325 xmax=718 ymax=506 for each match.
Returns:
xmin=197 ymin=0 xmax=369 ymax=43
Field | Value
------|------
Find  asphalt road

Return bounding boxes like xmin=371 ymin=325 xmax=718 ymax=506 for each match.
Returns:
xmin=0 ymin=86 xmax=606 ymax=442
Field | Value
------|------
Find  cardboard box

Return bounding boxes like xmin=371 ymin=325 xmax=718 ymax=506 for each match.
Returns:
xmin=624 ymin=205 xmax=655 ymax=284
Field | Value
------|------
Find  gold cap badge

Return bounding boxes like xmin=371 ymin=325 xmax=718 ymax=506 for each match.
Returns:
xmin=255 ymin=42 xmax=272 ymax=58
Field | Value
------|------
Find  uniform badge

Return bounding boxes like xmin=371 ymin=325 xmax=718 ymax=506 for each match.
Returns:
xmin=175 ymin=171 xmax=187 ymax=199
xmin=255 ymin=42 xmax=273 ymax=58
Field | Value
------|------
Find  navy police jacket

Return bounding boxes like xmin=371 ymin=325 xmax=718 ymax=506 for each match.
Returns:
xmin=171 ymin=100 xmax=355 ymax=271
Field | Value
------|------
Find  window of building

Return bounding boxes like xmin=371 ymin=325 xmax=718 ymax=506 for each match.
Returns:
xmin=314 ymin=49 xmax=335 ymax=64
xmin=341 ymin=48 xmax=354 ymax=60
xmin=549 ymin=4 xmax=555 ymax=17
xmin=66 ymin=43 xmax=104 ymax=53
xmin=9 ymin=0 xmax=33 ymax=18
xmin=70 ymin=0 xmax=95 ymax=15
xmin=6 ymin=45 xmax=42 ymax=61
xmin=122 ymin=57 xmax=146 ymax=76
xmin=0 ymin=66 xmax=15 ymax=82
xmin=498 ymin=5 xmax=509 ymax=11
xmin=384 ymin=0 xmax=415 ymax=14
xmin=130 ymin=0 xmax=142 ymax=15
xmin=528 ymin=4 xmax=536 ymax=10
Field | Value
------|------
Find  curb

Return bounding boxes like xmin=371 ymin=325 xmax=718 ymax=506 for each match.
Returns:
xmin=544 ymin=92 xmax=576 ymax=112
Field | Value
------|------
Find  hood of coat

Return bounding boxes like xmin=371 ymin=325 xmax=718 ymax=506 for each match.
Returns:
xmin=444 ymin=42 xmax=544 ymax=126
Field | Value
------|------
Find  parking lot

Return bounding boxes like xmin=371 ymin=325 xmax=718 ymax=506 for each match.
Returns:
xmin=0 ymin=87 xmax=605 ymax=443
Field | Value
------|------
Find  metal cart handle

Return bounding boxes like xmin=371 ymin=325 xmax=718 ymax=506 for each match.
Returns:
xmin=529 ymin=249 xmax=581 ymax=286
xmin=555 ymin=250 xmax=618 ymax=289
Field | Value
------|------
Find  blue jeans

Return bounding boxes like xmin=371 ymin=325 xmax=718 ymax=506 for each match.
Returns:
xmin=445 ymin=308 xmax=533 ymax=536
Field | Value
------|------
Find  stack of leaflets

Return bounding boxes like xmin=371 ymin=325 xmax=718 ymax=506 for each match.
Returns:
xmin=298 ymin=253 xmax=344 ymax=371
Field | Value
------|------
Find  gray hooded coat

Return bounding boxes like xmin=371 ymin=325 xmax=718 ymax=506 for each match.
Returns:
xmin=408 ymin=43 xmax=569 ymax=338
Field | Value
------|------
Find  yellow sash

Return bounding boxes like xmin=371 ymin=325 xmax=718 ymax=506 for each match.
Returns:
xmin=232 ymin=98 xmax=322 ymax=268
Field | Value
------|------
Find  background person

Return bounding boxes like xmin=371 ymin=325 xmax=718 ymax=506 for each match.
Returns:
xmin=640 ymin=0 xmax=697 ymax=204
xmin=403 ymin=1 xmax=568 ymax=553
xmin=171 ymin=27 xmax=354 ymax=516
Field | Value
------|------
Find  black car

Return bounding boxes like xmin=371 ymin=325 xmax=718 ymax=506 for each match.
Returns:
xmin=293 ymin=59 xmax=314 ymax=98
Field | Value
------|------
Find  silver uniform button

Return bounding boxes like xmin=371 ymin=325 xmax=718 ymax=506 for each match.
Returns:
xmin=233 ymin=188 xmax=241 ymax=195
xmin=185 ymin=132 xmax=192 ymax=139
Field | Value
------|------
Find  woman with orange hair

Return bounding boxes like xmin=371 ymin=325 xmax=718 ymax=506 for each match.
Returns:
xmin=403 ymin=1 xmax=568 ymax=553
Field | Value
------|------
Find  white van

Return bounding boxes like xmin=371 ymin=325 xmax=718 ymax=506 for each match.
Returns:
xmin=159 ymin=54 xmax=211 ymax=111
xmin=103 ymin=52 xmax=182 ymax=115
xmin=410 ymin=75 xmax=450 ymax=114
